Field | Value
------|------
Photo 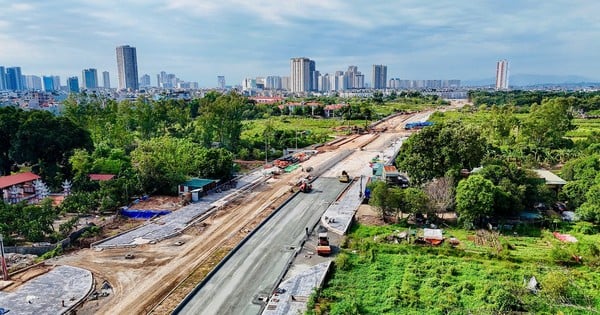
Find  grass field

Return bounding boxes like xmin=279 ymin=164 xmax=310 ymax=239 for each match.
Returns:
xmin=313 ymin=223 xmax=600 ymax=315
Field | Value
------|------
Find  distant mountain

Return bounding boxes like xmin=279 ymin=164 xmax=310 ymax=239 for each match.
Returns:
xmin=463 ymin=74 xmax=600 ymax=87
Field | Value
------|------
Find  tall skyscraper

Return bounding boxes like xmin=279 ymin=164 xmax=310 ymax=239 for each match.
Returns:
xmin=290 ymin=57 xmax=312 ymax=93
xmin=0 ymin=66 xmax=6 ymax=90
xmin=52 ymin=76 xmax=61 ymax=91
xmin=102 ymin=71 xmax=110 ymax=89
xmin=139 ymin=74 xmax=151 ymax=87
xmin=24 ymin=75 xmax=42 ymax=90
xmin=5 ymin=67 xmax=23 ymax=91
xmin=372 ymin=65 xmax=387 ymax=89
xmin=495 ymin=59 xmax=509 ymax=90
xmin=42 ymin=76 xmax=55 ymax=91
xmin=116 ymin=45 xmax=139 ymax=90
xmin=309 ymin=60 xmax=317 ymax=92
xmin=67 ymin=77 xmax=79 ymax=93
xmin=217 ymin=76 xmax=226 ymax=89
xmin=82 ymin=68 xmax=98 ymax=89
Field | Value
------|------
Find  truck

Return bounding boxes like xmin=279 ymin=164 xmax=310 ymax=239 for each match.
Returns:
xmin=317 ymin=232 xmax=332 ymax=256
xmin=338 ymin=170 xmax=350 ymax=183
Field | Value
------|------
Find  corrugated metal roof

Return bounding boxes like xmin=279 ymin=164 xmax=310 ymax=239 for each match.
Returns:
xmin=181 ymin=178 xmax=216 ymax=188
xmin=533 ymin=169 xmax=567 ymax=185
xmin=0 ymin=172 xmax=40 ymax=189
xmin=89 ymin=174 xmax=116 ymax=181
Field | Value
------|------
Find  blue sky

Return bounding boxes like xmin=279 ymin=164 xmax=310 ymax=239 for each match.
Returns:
xmin=1 ymin=0 xmax=599 ymax=87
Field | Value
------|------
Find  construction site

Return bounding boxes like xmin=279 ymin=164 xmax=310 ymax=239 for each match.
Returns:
xmin=0 ymin=106 xmax=448 ymax=315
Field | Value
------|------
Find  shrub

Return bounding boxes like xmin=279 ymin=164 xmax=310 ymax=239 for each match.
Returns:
xmin=571 ymin=221 xmax=598 ymax=235
xmin=335 ymin=252 xmax=352 ymax=271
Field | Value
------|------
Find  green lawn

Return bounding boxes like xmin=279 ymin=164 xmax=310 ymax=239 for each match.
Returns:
xmin=313 ymin=223 xmax=600 ymax=315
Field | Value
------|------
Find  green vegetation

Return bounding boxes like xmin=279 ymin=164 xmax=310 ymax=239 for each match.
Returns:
xmin=315 ymin=224 xmax=600 ymax=314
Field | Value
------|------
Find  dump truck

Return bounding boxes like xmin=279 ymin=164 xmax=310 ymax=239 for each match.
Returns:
xmin=338 ymin=170 xmax=350 ymax=183
xmin=317 ymin=232 xmax=332 ymax=256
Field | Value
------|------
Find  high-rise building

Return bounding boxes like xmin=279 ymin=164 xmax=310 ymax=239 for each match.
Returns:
xmin=290 ymin=57 xmax=312 ymax=92
xmin=102 ymin=71 xmax=110 ymax=89
xmin=217 ymin=76 xmax=226 ymax=89
xmin=52 ymin=76 xmax=61 ymax=91
xmin=82 ymin=68 xmax=98 ymax=89
xmin=495 ymin=59 xmax=509 ymax=90
xmin=24 ymin=75 xmax=42 ymax=90
xmin=318 ymin=73 xmax=330 ymax=92
xmin=344 ymin=66 xmax=364 ymax=89
xmin=281 ymin=76 xmax=290 ymax=91
xmin=265 ymin=76 xmax=281 ymax=90
xmin=67 ymin=77 xmax=79 ymax=93
xmin=372 ymin=65 xmax=387 ymax=89
xmin=0 ymin=66 xmax=6 ymax=90
xmin=42 ymin=76 xmax=55 ymax=91
xmin=139 ymin=74 xmax=151 ymax=87
xmin=116 ymin=45 xmax=139 ymax=90
xmin=6 ymin=67 xmax=23 ymax=91
xmin=309 ymin=60 xmax=318 ymax=92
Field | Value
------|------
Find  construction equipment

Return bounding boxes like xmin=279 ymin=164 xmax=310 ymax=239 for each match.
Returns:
xmin=338 ymin=170 xmax=350 ymax=183
xmin=298 ymin=180 xmax=312 ymax=193
xmin=317 ymin=232 xmax=332 ymax=256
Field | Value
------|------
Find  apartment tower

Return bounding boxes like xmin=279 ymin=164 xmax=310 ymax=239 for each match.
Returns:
xmin=116 ymin=45 xmax=139 ymax=90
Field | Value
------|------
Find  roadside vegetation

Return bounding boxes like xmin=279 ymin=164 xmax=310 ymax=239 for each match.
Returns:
xmin=311 ymin=90 xmax=600 ymax=314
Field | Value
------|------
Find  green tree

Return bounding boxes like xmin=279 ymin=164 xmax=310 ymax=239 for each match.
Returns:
xmin=455 ymin=175 xmax=496 ymax=228
xmin=577 ymin=184 xmax=600 ymax=223
xmin=396 ymin=121 xmax=488 ymax=184
xmin=520 ymin=98 xmax=574 ymax=150
xmin=403 ymin=187 xmax=429 ymax=216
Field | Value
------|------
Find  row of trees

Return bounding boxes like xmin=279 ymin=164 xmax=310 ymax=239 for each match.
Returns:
xmin=394 ymin=94 xmax=600 ymax=227
xmin=0 ymin=107 xmax=92 ymax=188
xmin=469 ymin=90 xmax=600 ymax=112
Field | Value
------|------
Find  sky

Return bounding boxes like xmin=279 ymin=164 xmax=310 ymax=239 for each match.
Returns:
xmin=1 ymin=0 xmax=599 ymax=87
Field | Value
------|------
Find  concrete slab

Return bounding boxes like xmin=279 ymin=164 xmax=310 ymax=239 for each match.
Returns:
xmin=0 ymin=265 xmax=92 ymax=315
xmin=261 ymin=261 xmax=331 ymax=315
xmin=321 ymin=180 xmax=365 ymax=235
xmin=175 ymin=178 xmax=347 ymax=315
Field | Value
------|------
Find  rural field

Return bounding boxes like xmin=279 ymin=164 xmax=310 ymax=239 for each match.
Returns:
xmin=313 ymin=223 xmax=600 ymax=315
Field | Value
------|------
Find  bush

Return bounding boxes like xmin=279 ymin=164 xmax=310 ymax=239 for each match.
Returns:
xmin=571 ymin=221 xmax=598 ymax=235
xmin=335 ymin=252 xmax=352 ymax=271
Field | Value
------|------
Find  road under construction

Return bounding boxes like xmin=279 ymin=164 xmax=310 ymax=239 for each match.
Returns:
xmin=9 ymin=108 xmax=446 ymax=315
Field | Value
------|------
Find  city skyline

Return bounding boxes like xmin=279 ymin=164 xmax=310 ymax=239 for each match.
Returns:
xmin=1 ymin=1 xmax=599 ymax=86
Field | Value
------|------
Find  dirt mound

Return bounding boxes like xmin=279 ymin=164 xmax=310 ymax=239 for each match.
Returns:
xmin=128 ymin=196 xmax=182 ymax=211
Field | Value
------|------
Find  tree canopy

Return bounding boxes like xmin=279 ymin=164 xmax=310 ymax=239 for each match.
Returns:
xmin=396 ymin=121 xmax=488 ymax=184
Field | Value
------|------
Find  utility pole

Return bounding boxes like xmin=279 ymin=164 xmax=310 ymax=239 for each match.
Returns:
xmin=1 ymin=234 xmax=8 ymax=280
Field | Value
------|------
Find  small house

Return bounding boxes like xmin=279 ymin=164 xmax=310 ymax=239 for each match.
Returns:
xmin=0 ymin=172 xmax=41 ymax=203
xmin=179 ymin=178 xmax=218 ymax=201
xmin=533 ymin=169 xmax=566 ymax=192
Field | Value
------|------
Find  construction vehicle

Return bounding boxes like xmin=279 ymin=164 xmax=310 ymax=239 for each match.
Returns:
xmin=338 ymin=170 xmax=350 ymax=183
xmin=298 ymin=180 xmax=312 ymax=193
xmin=317 ymin=232 xmax=332 ymax=256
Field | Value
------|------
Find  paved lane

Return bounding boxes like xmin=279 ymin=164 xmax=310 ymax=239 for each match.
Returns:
xmin=176 ymin=177 xmax=346 ymax=315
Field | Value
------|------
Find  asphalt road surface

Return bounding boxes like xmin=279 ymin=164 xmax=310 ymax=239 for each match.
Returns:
xmin=176 ymin=177 xmax=346 ymax=315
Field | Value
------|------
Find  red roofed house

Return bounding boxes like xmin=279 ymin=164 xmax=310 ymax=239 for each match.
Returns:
xmin=324 ymin=103 xmax=348 ymax=118
xmin=248 ymin=96 xmax=284 ymax=104
xmin=0 ymin=172 xmax=41 ymax=203
xmin=89 ymin=174 xmax=116 ymax=181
